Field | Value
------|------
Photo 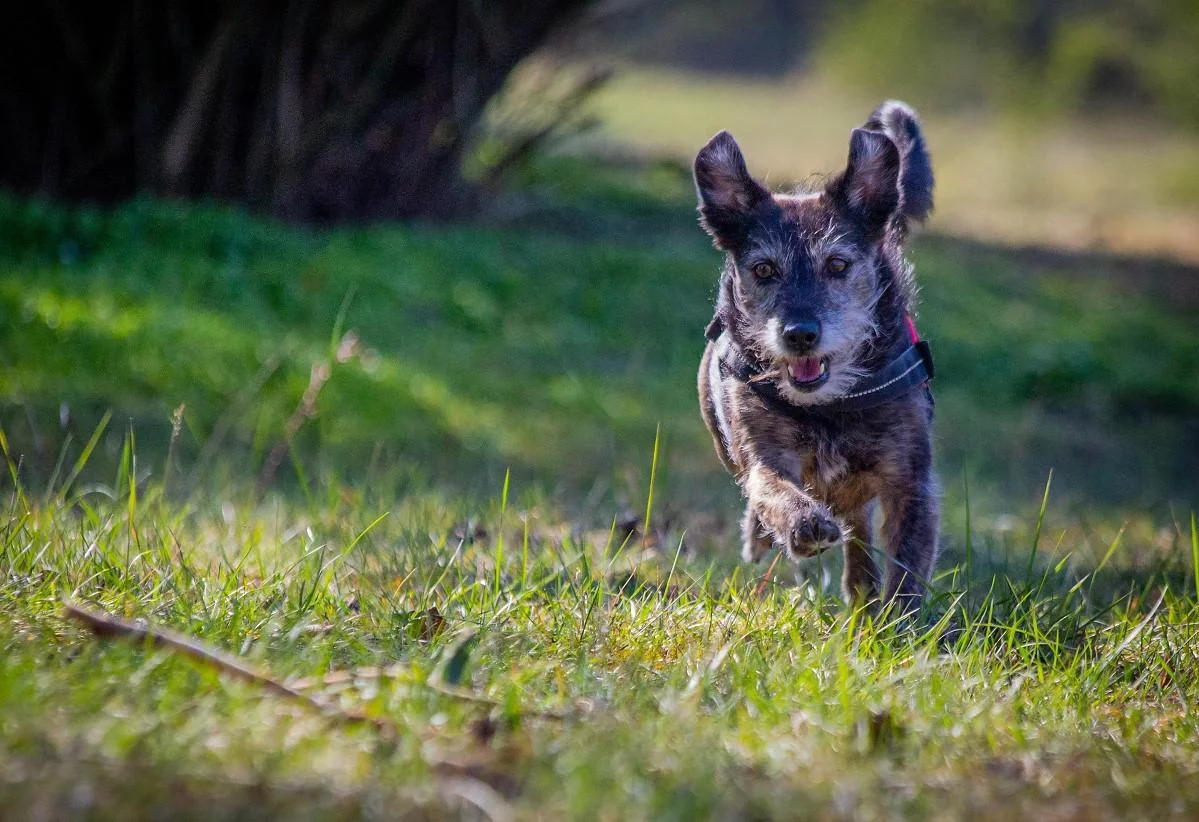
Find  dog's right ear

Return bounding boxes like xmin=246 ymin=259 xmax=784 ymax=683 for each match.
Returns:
xmin=694 ymin=131 xmax=770 ymax=251
xmin=826 ymin=128 xmax=901 ymax=239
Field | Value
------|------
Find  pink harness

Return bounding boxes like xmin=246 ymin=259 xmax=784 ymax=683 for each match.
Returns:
xmin=905 ymin=314 xmax=920 ymax=345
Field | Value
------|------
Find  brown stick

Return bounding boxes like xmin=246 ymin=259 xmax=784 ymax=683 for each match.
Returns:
xmin=62 ymin=600 xmax=396 ymax=733
xmin=63 ymin=600 xmax=577 ymax=726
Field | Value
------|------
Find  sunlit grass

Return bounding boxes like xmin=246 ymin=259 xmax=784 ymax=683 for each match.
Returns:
xmin=3 ymin=433 xmax=1199 ymax=819
xmin=1 ymin=147 xmax=1197 ymax=818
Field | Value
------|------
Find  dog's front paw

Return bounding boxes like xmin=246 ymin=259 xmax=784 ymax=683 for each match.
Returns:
xmin=785 ymin=510 xmax=843 ymax=558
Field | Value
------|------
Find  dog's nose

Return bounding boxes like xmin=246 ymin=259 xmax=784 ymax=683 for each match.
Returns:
xmin=782 ymin=319 xmax=821 ymax=352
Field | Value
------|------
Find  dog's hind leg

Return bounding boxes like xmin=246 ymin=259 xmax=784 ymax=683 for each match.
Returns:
xmin=842 ymin=503 xmax=879 ymax=605
xmin=741 ymin=506 xmax=775 ymax=563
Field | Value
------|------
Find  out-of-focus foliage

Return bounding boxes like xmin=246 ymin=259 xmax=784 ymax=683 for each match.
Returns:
xmin=584 ymin=0 xmax=1198 ymax=129
xmin=818 ymin=0 xmax=1199 ymax=127
xmin=576 ymin=0 xmax=820 ymax=75
xmin=0 ymin=1 xmax=597 ymax=221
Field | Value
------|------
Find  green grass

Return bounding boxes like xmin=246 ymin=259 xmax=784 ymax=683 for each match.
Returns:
xmin=4 ymin=444 xmax=1199 ymax=819
xmin=2 ymin=154 xmax=1198 ymax=818
xmin=2 ymin=157 xmax=1195 ymax=513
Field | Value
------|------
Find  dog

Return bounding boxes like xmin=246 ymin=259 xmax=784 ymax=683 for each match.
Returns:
xmin=695 ymin=101 xmax=938 ymax=611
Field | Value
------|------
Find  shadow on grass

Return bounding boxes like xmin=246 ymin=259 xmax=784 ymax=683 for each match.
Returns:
xmin=0 ymin=155 xmax=1195 ymax=523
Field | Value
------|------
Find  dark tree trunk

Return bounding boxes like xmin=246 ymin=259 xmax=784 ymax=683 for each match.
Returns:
xmin=0 ymin=0 xmax=591 ymax=220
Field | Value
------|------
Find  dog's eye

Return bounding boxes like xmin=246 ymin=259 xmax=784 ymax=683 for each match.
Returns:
xmin=750 ymin=262 xmax=777 ymax=279
xmin=825 ymin=256 xmax=850 ymax=276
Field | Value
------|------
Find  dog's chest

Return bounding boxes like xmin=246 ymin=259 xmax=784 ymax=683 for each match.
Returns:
xmin=793 ymin=424 xmax=875 ymax=493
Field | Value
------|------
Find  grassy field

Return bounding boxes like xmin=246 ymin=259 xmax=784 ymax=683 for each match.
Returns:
xmin=2 ymin=149 xmax=1199 ymax=819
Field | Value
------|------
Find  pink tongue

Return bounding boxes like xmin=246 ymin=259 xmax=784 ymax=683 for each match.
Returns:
xmin=789 ymin=357 xmax=823 ymax=383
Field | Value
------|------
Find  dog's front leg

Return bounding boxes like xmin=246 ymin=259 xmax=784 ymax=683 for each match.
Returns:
xmin=743 ymin=461 xmax=842 ymax=560
xmin=842 ymin=503 xmax=880 ymax=605
xmin=879 ymin=466 xmax=940 ymax=612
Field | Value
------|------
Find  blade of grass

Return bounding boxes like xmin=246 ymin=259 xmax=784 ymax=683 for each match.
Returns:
xmin=642 ymin=423 xmax=660 ymax=551
xmin=57 ymin=410 xmax=112 ymax=503
xmin=1191 ymin=513 xmax=1198 ymax=604
xmin=495 ymin=467 xmax=510 ymax=598
xmin=1027 ymin=470 xmax=1054 ymax=582
xmin=963 ymin=466 xmax=973 ymax=590
xmin=0 ymin=425 xmax=30 ymax=515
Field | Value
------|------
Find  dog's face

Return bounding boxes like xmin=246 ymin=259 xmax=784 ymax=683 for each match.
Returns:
xmin=695 ymin=129 xmax=905 ymax=405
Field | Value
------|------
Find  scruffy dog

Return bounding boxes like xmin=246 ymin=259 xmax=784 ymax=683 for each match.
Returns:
xmin=695 ymin=101 xmax=938 ymax=610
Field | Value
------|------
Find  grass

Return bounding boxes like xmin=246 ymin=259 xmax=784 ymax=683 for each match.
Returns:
xmin=2 ymin=155 xmax=1195 ymax=514
xmin=2 ymin=144 xmax=1198 ymax=817
xmin=4 ymin=442 xmax=1199 ymax=819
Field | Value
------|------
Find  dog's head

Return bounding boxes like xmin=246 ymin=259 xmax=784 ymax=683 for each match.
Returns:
xmin=694 ymin=101 xmax=933 ymax=405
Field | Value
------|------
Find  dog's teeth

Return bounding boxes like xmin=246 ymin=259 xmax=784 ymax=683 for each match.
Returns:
xmin=820 ymin=360 xmax=828 ymax=376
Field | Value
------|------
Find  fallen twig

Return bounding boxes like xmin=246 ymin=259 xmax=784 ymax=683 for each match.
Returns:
xmin=63 ymin=600 xmax=578 ymax=726
xmin=62 ymin=600 xmax=396 ymax=733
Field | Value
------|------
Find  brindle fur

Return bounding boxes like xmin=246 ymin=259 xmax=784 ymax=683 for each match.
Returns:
xmin=695 ymin=101 xmax=939 ymax=610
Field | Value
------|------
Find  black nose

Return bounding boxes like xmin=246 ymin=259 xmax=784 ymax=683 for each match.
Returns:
xmin=782 ymin=319 xmax=821 ymax=352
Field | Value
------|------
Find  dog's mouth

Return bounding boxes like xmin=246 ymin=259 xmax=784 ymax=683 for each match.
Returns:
xmin=785 ymin=356 xmax=830 ymax=391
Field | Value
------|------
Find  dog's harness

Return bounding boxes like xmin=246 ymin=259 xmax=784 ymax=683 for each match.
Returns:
xmin=711 ymin=315 xmax=934 ymax=418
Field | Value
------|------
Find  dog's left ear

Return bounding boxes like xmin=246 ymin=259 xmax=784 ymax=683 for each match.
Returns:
xmin=826 ymin=128 xmax=901 ymax=238
xmin=863 ymin=100 xmax=934 ymax=226
xmin=694 ymin=131 xmax=771 ymax=251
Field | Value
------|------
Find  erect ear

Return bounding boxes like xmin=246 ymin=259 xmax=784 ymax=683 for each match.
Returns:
xmin=826 ymin=128 xmax=901 ymax=238
xmin=693 ymin=131 xmax=770 ymax=250
xmin=863 ymin=100 xmax=934 ymax=226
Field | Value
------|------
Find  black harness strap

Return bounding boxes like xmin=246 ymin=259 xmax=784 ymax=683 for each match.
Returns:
xmin=718 ymin=338 xmax=934 ymax=418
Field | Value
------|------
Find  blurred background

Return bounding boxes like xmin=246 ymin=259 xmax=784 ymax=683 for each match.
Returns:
xmin=1 ymin=0 xmax=1196 ymax=557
